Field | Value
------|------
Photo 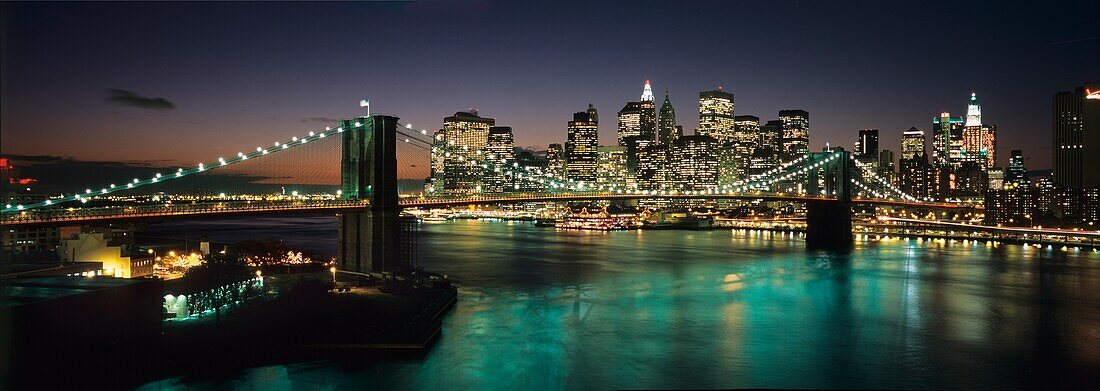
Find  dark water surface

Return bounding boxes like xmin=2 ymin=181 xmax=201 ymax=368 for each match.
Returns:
xmin=141 ymin=217 xmax=1100 ymax=389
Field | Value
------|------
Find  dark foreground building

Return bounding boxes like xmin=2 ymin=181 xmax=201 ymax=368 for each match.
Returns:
xmin=1 ymin=276 xmax=162 ymax=387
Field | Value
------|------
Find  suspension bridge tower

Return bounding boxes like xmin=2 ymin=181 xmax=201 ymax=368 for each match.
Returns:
xmin=804 ymin=150 xmax=854 ymax=252
xmin=336 ymin=115 xmax=410 ymax=273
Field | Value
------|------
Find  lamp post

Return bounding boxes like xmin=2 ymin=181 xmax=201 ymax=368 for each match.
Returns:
xmin=330 ymin=266 xmax=337 ymax=287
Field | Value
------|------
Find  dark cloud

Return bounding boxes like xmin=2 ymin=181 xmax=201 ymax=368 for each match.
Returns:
xmin=105 ymin=89 xmax=176 ymax=110
xmin=300 ymin=117 xmax=340 ymax=123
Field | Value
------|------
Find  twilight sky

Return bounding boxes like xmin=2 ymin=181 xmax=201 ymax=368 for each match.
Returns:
xmin=2 ymin=0 xmax=1098 ymax=175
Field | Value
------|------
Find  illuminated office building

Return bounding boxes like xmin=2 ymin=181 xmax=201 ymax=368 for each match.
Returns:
xmin=987 ymin=168 xmax=1005 ymax=190
xmin=567 ymin=108 xmax=599 ymax=183
xmin=670 ymin=135 xmax=719 ymax=192
xmin=779 ymin=109 xmax=810 ymax=161
xmin=898 ymin=129 xmax=935 ymax=200
xmin=546 ymin=143 xmax=565 ymax=180
xmin=698 ymin=88 xmax=736 ymax=143
xmin=747 ymin=120 xmax=783 ymax=176
xmin=734 ymin=115 xmax=760 ymax=147
xmin=597 ymin=146 xmax=630 ymax=190
xmin=901 ymin=127 xmax=926 ymax=160
xmin=932 ymin=112 xmax=964 ymax=168
xmin=636 ymin=141 xmax=667 ymax=191
xmin=427 ymin=129 xmax=447 ymax=194
xmin=717 ymin=141 xmax=746 ymax=189
xmin=485 ymin=126 xmax=515 ymax=193
xmin=960 ymin=93 xmax=997 ymax=168
xmin=617 ymin=103 xmax=641 ymax=146
xmin=435 ymin=111 xmax=496 ymax=194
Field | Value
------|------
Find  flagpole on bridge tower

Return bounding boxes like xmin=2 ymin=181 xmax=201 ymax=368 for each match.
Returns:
xmin=360 ymin=99 xmax=370 ymax=116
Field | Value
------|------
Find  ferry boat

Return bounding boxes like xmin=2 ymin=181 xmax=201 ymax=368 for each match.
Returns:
xmin=557 ymin=205 xmax=643 ymax=231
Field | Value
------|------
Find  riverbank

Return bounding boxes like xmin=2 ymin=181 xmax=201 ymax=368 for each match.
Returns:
xmin=147 ymin=272 xmax=456 ymax=386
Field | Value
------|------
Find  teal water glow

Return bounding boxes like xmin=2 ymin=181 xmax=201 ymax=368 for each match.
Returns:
xmin=142 ymin=219 xmax=1100 ymax=389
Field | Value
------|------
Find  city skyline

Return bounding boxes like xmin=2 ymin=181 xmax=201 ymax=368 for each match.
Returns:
xmin=4 ymin=2 xmax=1100 ymax=389
xmin=2 ymin=1 xmax=1097 ymax=172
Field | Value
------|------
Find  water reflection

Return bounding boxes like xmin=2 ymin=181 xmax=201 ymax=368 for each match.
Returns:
xmin=141 ymin=219 xmax=1100 ymax=389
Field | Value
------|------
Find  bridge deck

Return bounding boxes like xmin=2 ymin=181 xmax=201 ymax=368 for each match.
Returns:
xmin=2 ymin=193 xmax=978 ymax=227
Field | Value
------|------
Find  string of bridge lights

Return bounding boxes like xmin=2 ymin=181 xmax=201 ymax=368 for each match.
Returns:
xmin=848 ymin=155 xmax=922 ymax=202
xmin=851 ymin=178 xmax=887 ymax=199
xmin=1 ymin=120 xmax=392 ymax=214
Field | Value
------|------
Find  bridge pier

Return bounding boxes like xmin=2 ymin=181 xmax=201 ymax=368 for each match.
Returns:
xmin=338 ymin=210 xmax=404 ymax=273
xmin=804 ymin=150 xmax=854 ymax=253
xmin=805 ymin=200 xmax=853 ymax=252
xmin=336 ymin=115 xmax=411 ymax=274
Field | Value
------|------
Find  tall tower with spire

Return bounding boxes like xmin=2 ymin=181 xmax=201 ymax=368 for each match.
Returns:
xmin=965 ymin=92 xmax=982 ymax=127
xmin=638 ymin=80 xmax=657 ymax=141
xmin=658 ymin=91 xmax=679 ymax=145
xmin=961 ymin=92 xmax=996 ymax=168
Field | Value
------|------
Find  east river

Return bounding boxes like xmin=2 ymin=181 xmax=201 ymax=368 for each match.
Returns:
xmin=141 ymin=217 xmax=1100 ymax=389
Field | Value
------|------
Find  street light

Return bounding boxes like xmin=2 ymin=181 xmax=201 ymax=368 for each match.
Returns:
xmin=330 ymin=266 xmax=337 ymax=285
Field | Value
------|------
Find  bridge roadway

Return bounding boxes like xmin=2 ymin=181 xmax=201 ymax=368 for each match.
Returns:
xmin=2 ymin=192 xmax=979 ymax=227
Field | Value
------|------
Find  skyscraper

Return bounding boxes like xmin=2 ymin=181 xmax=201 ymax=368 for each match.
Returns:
xmin=878 ymin=149 xmax=896 ymax=182
xmin=619 ymin=81 xmax=658 ymax=176
xmin=639 ymin=81 xmax=657 ymax=142
xmin=734 ymin=115 xmax=760 ymax=146
xmin=1006 ymin=149 xmax=1028 ymax=187
xmin=965 ymin=92 xmax=982 ymax=127
xmin=670 ymin=135 xmax=719 ymax=193
xmin=901 ymin=127 xmax=926 ymax=160
xmin=657 ymin=91 xmax=679 ymax=145
xmin=748 ymin=120 xmax=783 ymax=176
xmin=546 ymin=143 xmax=565 ymax=180
xmin=486 ymin=126 xmax=515 ymax=162
xmin=899 ymin=128 xmax=935 ymax=200
xmin=932 ymin=112 xmax=964 ymax=168
xmin=779 ymin=109 xmax=809 ymax=161
xmin=485 ymin=126 xmax=515 ymax=192
xmin=635 ymin=142 xmax=667 ymax=191
xmin=728 ymin=115 xmax=761 ymax=184
xmin=697 ymin=87 xmax=735 ymax=143
xmin=427 ymin=129 xmax=447 ymax=194
xmin=855 ymin=129 xmax=879 ymax=162
xmin=961 ymin=93 xmax=997 ymax=169
xmin=618 ymin=102 xmax=643 ymax=146
xmin=597 ymin=145 xmax=629 ymax=190
xmin=1053 ymin=85 xmax=1100 ymax=187
xmin=566 ymin=109 xmax=599 ymax=183
xmin=438 ymin=111 xmax=496 ymax=194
